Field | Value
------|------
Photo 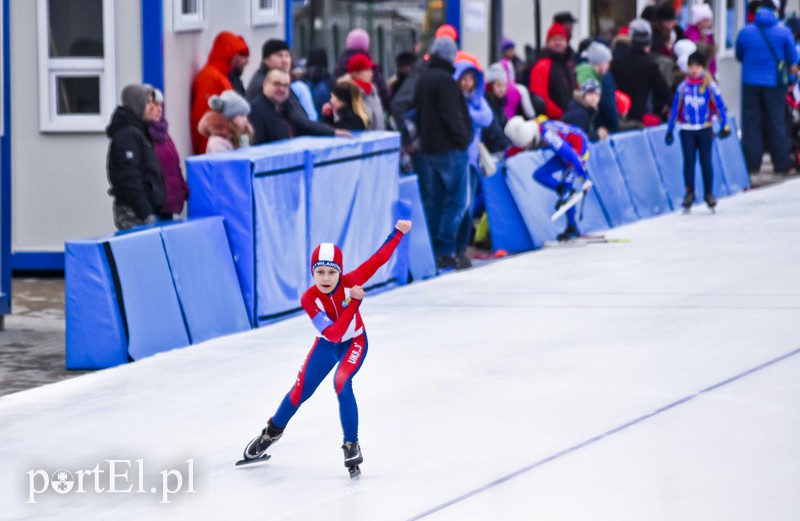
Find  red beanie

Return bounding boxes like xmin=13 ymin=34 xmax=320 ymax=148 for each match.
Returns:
xmin=546 ymin=23 xmax=568 ymax=42
xmin=311 ymin=243 xmax=343 ymax=274
xmin=346 ymin=53 xmax=375 ymax=73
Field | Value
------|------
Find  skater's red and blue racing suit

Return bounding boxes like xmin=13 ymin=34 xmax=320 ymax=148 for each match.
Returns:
xmin=271 ymin=228 xmax=405 ymax=443
xmin=532 ymin=120 xmax=591 ymax=228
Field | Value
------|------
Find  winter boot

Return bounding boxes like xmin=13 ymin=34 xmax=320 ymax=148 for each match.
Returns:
xmin=556 ymin=224 xmax=580 ymax=242
xmin=243 ymin=420 xmax=284 ymax=460
xmin=342 ymin=441 xmax=363 ymax=467
xmin=704 ymin=193 xmax=717 ymax=209
xmin=682 ymin=191 xmax=695 ymax=210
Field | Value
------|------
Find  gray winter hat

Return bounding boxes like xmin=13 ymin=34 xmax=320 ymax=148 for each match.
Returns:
xmin=121 ymin=84 xmax=155 ymax=119
xmin=485 ymin=63 xmax=507 ymax=84
xmin=209 ymin=90 xmax=251 ymax=119
xmin=584 ymin=41 xmax=612 ymax=65
xmin=629 ymin=18 xmax=652 ymax=48
xmin=430 ymin=36 xmax=458 ymax=63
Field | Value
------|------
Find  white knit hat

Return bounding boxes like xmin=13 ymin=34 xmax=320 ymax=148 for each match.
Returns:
xmin=691 ymin=4 xmax=713 ymax=24
xmin=504 ymin=116 xmax=540 ymax=148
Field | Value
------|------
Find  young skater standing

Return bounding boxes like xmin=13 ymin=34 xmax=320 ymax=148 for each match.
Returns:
xmin=240 ymin=219 xmax=412 ymax=477
xmin=504 ymin=116 xmax=593 ymax=241
xmin=665 ymin=51 xmax=731 ymax=212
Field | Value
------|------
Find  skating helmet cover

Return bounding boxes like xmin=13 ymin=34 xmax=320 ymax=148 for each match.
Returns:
xmin=311 ymin=243 xmax=343 ymax=274
xmin=504 ymin=116 xmax=540 ymax=148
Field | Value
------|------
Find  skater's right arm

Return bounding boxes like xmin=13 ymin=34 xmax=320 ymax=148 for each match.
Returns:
xmin=301 ymin=289 xmax=363 ymax=343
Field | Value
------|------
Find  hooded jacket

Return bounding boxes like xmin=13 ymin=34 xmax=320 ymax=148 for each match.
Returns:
xmin=190 ymin=32 xmax=250 ymax=154
xmin=453 ymin=61 xmax=493 ymax=168
xmin=736 ymin=8 xmax=798 ymax=87
xmin=106 ymin=106 xmax=165 ymax=219
xmin=529 ymin=48 xmax=578 ymax=119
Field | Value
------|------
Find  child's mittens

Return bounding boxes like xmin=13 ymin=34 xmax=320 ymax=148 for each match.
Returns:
xmin=718 ymin=126 xmax=731 ymax=139
xmin=665 ymin=131 xmax=674 ymax=146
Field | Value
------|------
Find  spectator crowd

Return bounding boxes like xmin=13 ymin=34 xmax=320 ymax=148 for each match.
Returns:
xmin=106 ymin=1 xmax=800 ymax=268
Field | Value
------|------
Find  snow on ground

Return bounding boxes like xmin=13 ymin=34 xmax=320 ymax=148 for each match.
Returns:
xmin=2 ymin=180 xmax=799 ymax=520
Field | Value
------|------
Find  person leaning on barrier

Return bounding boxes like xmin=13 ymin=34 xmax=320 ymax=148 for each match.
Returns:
xmin=250 ymin=69 xmax=351 ymax=145
xmin=105 ymin=84 xmax=165 ymax=231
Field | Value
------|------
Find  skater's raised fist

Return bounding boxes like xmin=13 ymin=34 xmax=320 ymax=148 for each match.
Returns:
xmin=395 ymin=220 xmax=412 ymax=234
xmin=350 ymin=285 xmax=365 ymax=300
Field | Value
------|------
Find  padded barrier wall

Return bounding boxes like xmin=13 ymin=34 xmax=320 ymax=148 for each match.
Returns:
xmin=187 ymin=132 xmax=406 ymax=326
xmin=65 ymin=217 xmax=250 ymax=369
xmin=498 ymin=121 xmax=749 ymax=249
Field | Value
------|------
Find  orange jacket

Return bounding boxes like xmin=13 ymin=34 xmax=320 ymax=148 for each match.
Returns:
xmin=190 ymin=32 xmax=249 ymax=155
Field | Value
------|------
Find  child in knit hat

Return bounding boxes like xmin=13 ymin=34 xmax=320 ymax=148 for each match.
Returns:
xmin=666 ymin=51 xmax=730 ymax=212
xmin=198 ymin=90 xmax=254 ymax=154
xmin=239 ymin=219 xmax=412 ymax=478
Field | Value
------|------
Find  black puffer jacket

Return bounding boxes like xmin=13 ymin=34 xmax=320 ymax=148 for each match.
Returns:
xmin=413 ymin=56 xmax=472 ymax=154
xmin=105 ymin=106 xmax=165 ymax=219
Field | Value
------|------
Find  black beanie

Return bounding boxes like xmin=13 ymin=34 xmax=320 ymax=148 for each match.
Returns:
xmin=262 ymin=39 xmax=289 ymax=60
xmin=687 ymin=50 xmax=706 ymax=67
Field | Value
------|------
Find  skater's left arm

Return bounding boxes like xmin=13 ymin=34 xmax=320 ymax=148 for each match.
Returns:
xmin=346 ymin=220 xmax=412 ymax=286
xmin=547 ymin=129 xmax=589 ymax=181
xmin=709 ymin=82 xmax=729 ymax=135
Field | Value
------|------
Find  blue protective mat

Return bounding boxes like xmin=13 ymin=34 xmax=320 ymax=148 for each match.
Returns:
xmin=714 ymin=118 xmax=750 ymax=194
xmin=585 ymin=139 xmax=638 ymax=227
xmin=160 ymin=218 xmax=251 ymax=342
xmin=610 ymin=132 xmax=672 ymax=217
xmin=65 ymin=241 xmax=128 ymax=369
xmin=399 ymin=175 xmax=437 ymax=280
xmin=107 ymin=229 xmax=190 ymax=360
xmin=480 ymin=165 xmax=535 ymax=253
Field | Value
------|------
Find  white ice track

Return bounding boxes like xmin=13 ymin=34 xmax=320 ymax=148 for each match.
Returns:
xmin=3 ymin=181 xmax=800 ymax=521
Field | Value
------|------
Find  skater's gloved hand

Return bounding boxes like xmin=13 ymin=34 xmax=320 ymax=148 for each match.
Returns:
xmin=395 ymin=220 xmax=412 ymax=234
xmin=718 ymin=126 xmax=731 ymax=139
xmin=581 ymin=179 xmax=593 ymax=192
xmin=350 ymin=285 xmax=365 ymax=300
xmin=665 ymin=131 xmax=674 ymax=146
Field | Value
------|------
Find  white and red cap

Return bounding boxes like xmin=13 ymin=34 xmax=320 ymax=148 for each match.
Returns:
xmin=311 ymin=243 xmax=343 ymax=274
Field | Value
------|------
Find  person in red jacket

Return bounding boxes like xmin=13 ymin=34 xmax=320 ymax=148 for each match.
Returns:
xmin=190 ymin=31 xmax=249 ymax=154
xmin=529 ymin=23 xmax=577 ymax=119
xmin=240 ymin=220 xmax=412 ymax=477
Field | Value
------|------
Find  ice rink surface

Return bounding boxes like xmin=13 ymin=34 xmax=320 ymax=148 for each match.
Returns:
xmin=2 ymin=180 xmax=799 ymax=520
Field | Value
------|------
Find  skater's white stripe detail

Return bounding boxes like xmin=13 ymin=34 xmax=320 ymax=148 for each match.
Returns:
xmin=406 ymin=346 xmax=800 ymax=521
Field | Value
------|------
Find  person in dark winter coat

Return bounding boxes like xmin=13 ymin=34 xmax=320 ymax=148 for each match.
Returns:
xmin=147 ymin=89 xmax=188 ymax=219
xmin=303 ymin=48 xmax=335 ymax=117
xmin=106 ymin=84 xmax=165 ymax=230
xmin=320 ymin=81 xmax=368 ymax=131
xmin=250 ymin=69 xmax=349 ymax=145
xmin=530 ymin=23 xmax=578 ymax=119
xmin=481 ymin=63 xmax=512 ymax=153
xmin=561 ymin=79 xmax=607 ymax=141
xmin=412 ymin=36 xmax=472 ymax=270
xmin=611 ymin=19 xmax=671 ymax=123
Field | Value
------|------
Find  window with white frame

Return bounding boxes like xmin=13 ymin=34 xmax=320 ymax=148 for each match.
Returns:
xmin=252 ymin=0 xmax=280 ymax=27
xmin=173 ymin=0 xmax=206 ymax=33
xmin=36 ymin=0 xmax=115 ymax=132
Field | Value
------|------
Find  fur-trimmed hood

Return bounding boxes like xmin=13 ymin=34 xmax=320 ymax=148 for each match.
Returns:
xmin=198 ymin=110 xmax=233 ymax=139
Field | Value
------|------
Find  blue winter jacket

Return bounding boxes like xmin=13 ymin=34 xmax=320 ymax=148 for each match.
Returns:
xmin=735 ymin=8 xmax=798 ymax=87
xmin=453 ymin=61 xmax=493 ymax=169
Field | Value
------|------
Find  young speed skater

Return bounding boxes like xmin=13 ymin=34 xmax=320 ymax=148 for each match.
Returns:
xmin=665 ymin=50 xmax=730 ymax=212
xmin=239 ymin=219 xmax=412 ymax=477
xmin=504 ymin=115 xmax=593 ymax=241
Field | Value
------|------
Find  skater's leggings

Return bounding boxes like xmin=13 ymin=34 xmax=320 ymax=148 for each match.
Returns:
xmin=679 ymin=127 xmax=714 ymax=195
xmin=533 ymin=155 xmax=579 ymax=226
xmin=271 ymin=333 xmax=368 ymax=443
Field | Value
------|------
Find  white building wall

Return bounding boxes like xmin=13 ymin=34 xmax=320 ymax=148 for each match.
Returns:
xmin=10 ymin=0 xmax=142 ymax=251
xmin=162 ymin=3 xmax=285 ymax=162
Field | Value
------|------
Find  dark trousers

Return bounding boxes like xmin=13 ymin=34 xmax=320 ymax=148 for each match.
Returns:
xmin=455 ymin=165 xmax=480 ymax=254
xmin=741 ymin=84 xmax=790 ymax=172
xmin=680 ymin=127 xmax=714 ymax=195
xmin=414 ymin=150 xmax=469 ymax=257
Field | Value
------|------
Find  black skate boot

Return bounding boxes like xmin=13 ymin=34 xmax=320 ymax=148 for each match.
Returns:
xmin=239 ymin=420 xmax=283 ymax=465
xmin=556 ymin=224 xmax=580 ymax=242
xmin=342 ymin=441 xmax=363 ymax=478
xmin=704 ymin=193 xmax=717 ymax=212
xmin=682 ymin=191 xmax=695 ymax=212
